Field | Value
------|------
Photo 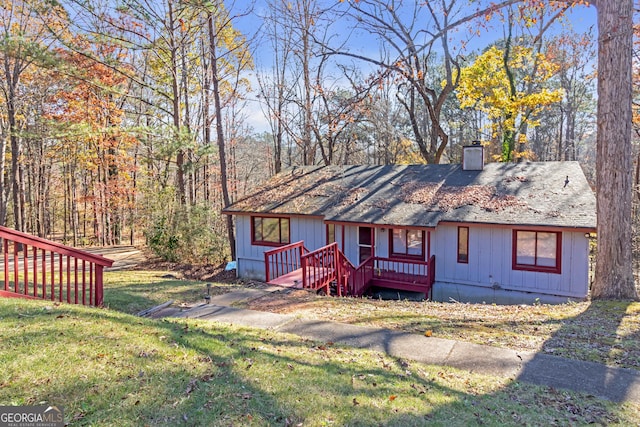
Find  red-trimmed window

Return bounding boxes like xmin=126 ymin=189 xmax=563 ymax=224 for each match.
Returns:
xmin=327 ymin=223 xmax=336 ymax=244
xmin=251 ymin=216 xmax=290 ymax=246
xmin=512 ymin=230 xmax=561 ymax=274
xmin=457 ymin=226 xmax=469 ymax=263
xmin=390 ymin=229 xmax=425 ymax=259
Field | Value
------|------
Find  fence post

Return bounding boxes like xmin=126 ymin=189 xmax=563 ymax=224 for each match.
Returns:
xmin=264 ymin=251 xmax=270 ymax=282
xmin=95 ymin=265 xmax=104 ymax=307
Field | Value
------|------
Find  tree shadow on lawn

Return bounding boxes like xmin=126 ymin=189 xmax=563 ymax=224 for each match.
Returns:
xmin=369 ymin=299 xmax=639 ymax=423
xmin=0 ymin=302 xmax=477 ymax=425
xmin=79 ymin=311 xmax=630 ymax=425
xmin=271 ymin=299 xmax=640 ymax=424
xmin=103 ymin=278 xmax=241 ymax=315
xmin=1 ymin=299 xmax=635 ymax=425
xmin=516 ymin=300 xmax=640 ymax=403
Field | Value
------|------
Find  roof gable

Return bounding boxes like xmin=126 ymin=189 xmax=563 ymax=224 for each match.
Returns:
xmin=223 ymin=162 xmax=596 ymax=229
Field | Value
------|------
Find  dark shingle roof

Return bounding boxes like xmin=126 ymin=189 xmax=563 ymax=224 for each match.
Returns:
xmin=223 ymin=162 xmax=596 ymax=229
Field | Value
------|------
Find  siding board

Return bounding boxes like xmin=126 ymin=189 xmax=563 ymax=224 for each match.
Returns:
xmin=234 ymin=215 xmax=589 ymax=300
xmin=433 ymin=224 xmax=588 ymax=299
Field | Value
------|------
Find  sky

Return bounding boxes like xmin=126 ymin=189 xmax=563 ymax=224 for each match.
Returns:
xmin=230 ymin=1 xmax=599 ymax=134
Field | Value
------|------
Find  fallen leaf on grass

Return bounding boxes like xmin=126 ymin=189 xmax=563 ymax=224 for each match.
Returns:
xmin=185 ymin=379 xmax=198 ymax=395
xmin=389 ymin=395 xmax=397 ymax=401
xmin=138 ymin=350 xmax=156 ymax=358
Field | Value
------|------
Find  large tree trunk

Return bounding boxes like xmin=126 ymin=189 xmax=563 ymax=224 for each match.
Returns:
xmin=301 ymin=0 xmax=314 ymax=166
xmin=0 ymin=132 xmax=7 ymax=227
xmin=168 ymin=0 xmax=186 ymax=206
xmin=208 ymin=13 xmax=236 ymax=261
xmin=8 ymin=101 xmax=23 ymax=232
xmin=591 ymin=0 xmax=637 ymax=299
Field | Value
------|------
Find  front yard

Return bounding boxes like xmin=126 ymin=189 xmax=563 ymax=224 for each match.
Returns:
xmin=242 ymin=289 xmax=640 ymax=371
xmin=3 ymin=268 xmax=634 ymax=425
xmin=104 ymin=268 xmax=640 ymax=372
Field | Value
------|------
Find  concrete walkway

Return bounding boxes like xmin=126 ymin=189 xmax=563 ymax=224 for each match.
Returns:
xmin=160 ymin=289 xmax=640 ymax=405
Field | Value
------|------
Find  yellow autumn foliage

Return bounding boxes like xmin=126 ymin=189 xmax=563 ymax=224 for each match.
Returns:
xmin=455 ymin=45 xmax=562 ymax=130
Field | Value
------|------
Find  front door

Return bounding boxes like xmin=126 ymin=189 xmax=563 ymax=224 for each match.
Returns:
xmin=358 ymin=226 xmax=374 ymax=263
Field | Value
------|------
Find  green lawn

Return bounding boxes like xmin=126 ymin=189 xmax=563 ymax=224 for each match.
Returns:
xmin=243 ymin=287 xmax=640 ymax=371
xmin=102 ymin=270 xmax=244 ymax=314
xmin=1 ymin=270 xmax=639 ymax=425
xmin=1 ymin=297 xmax=638 ymax=426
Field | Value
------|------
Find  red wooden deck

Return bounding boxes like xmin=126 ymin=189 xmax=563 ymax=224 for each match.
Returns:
xmin=265 ymin=242 xmax=435 ymax=298
xmin=268 ymin=266 xmax=335 ymax=290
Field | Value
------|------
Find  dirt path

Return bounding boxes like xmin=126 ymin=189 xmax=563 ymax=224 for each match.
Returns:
xmin=82 ymin=246 xmax=148 ymax=271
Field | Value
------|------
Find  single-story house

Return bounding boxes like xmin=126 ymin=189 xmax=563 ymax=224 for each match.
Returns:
xmin=222 ymin=146 xmax=596 ymax=304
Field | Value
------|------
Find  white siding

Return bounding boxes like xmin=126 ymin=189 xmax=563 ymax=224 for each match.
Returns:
xmin=235 ymin=215 xmax=325 ymax=280
xmin=342 ymin=225 xmax=359 ymax=266
xmin=433 ymin=224 xmax=590 ymax=299
xmin=234 ymin=214 xmax=590 ymax=301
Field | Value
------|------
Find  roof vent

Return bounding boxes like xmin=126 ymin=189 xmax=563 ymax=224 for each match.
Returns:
xmin=462 ymin=141 xmax=484 ymax=171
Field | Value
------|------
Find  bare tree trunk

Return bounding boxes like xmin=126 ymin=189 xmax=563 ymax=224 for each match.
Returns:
xmin=9 ymin=107 xmax=23 ymax=231
xmin=565 ymin=105 xmax=577 ymax=161
xmin=558 ymin=107 xmax=564 ymax=161
xmin=168 ymin=0 xmax=186 ymax=206
xmin=208 ymin=13 xmax=236 ymax=260
xmin=63 ymin=162 xmax=69 ymax=243
xmin=592 ymin=0 xmax=637 ymax=299
xmin=130 ymin=142 xmax=139 ymax=245
xmin=0 ymin=131 xmax=7 ymax=226
xmin=302 ymin=9 xmax=313 ymax=166
xmin=181 ymin=41 xmax=195 ymax=206
xmin=636 ymin=149 xmax=640 ymax=204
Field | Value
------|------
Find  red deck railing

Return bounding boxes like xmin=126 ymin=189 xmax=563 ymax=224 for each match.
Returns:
xmin=264 ymin=241 xmax=309 ymax=283
xmin=348 ymin=256 xmax=374 ymax=297
xmin=264 ymin=241 xmax=436 ymax=299
xmin=0 ymin=226 xmax=114 ymax=306
xmin=348 ymin=255 xmax=436 ymax=297
xmin=301 ymin=242 xmax=341 ymax=295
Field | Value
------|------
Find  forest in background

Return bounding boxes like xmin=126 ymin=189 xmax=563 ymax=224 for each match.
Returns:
xmin=0 ymin=0 xmax=637 ymax=268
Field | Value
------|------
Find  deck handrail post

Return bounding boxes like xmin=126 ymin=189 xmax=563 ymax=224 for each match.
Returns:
xmin=95 ymin=265 xmax=104 ymax=307
xmin=301 ymin=253 xmax=308 ymax=288
xmin=3 ymin=239 xmax=8 ymax=291
xmin=264 ymin=251 xmax=271 ymax=282
xmin=298 ymin=244 xmax=303 ymax=270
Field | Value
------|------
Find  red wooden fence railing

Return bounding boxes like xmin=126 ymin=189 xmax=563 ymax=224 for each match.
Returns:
xmin=374 ymin=257 xmax=430 ymax=285
xmin=347 ymin=256 xmax=373 ymax=297
xmin=0 ymin=226 xmax=114 ymax=306
xmin=301 ymin=242 xmax=340 ymax=295
xmin=264 ymin=241 xmax=308 ymax=283
xmin=347 ymin=255 xmax=436 ymax=297
xmin=264 ymin=241 xmax=436 ymax=299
